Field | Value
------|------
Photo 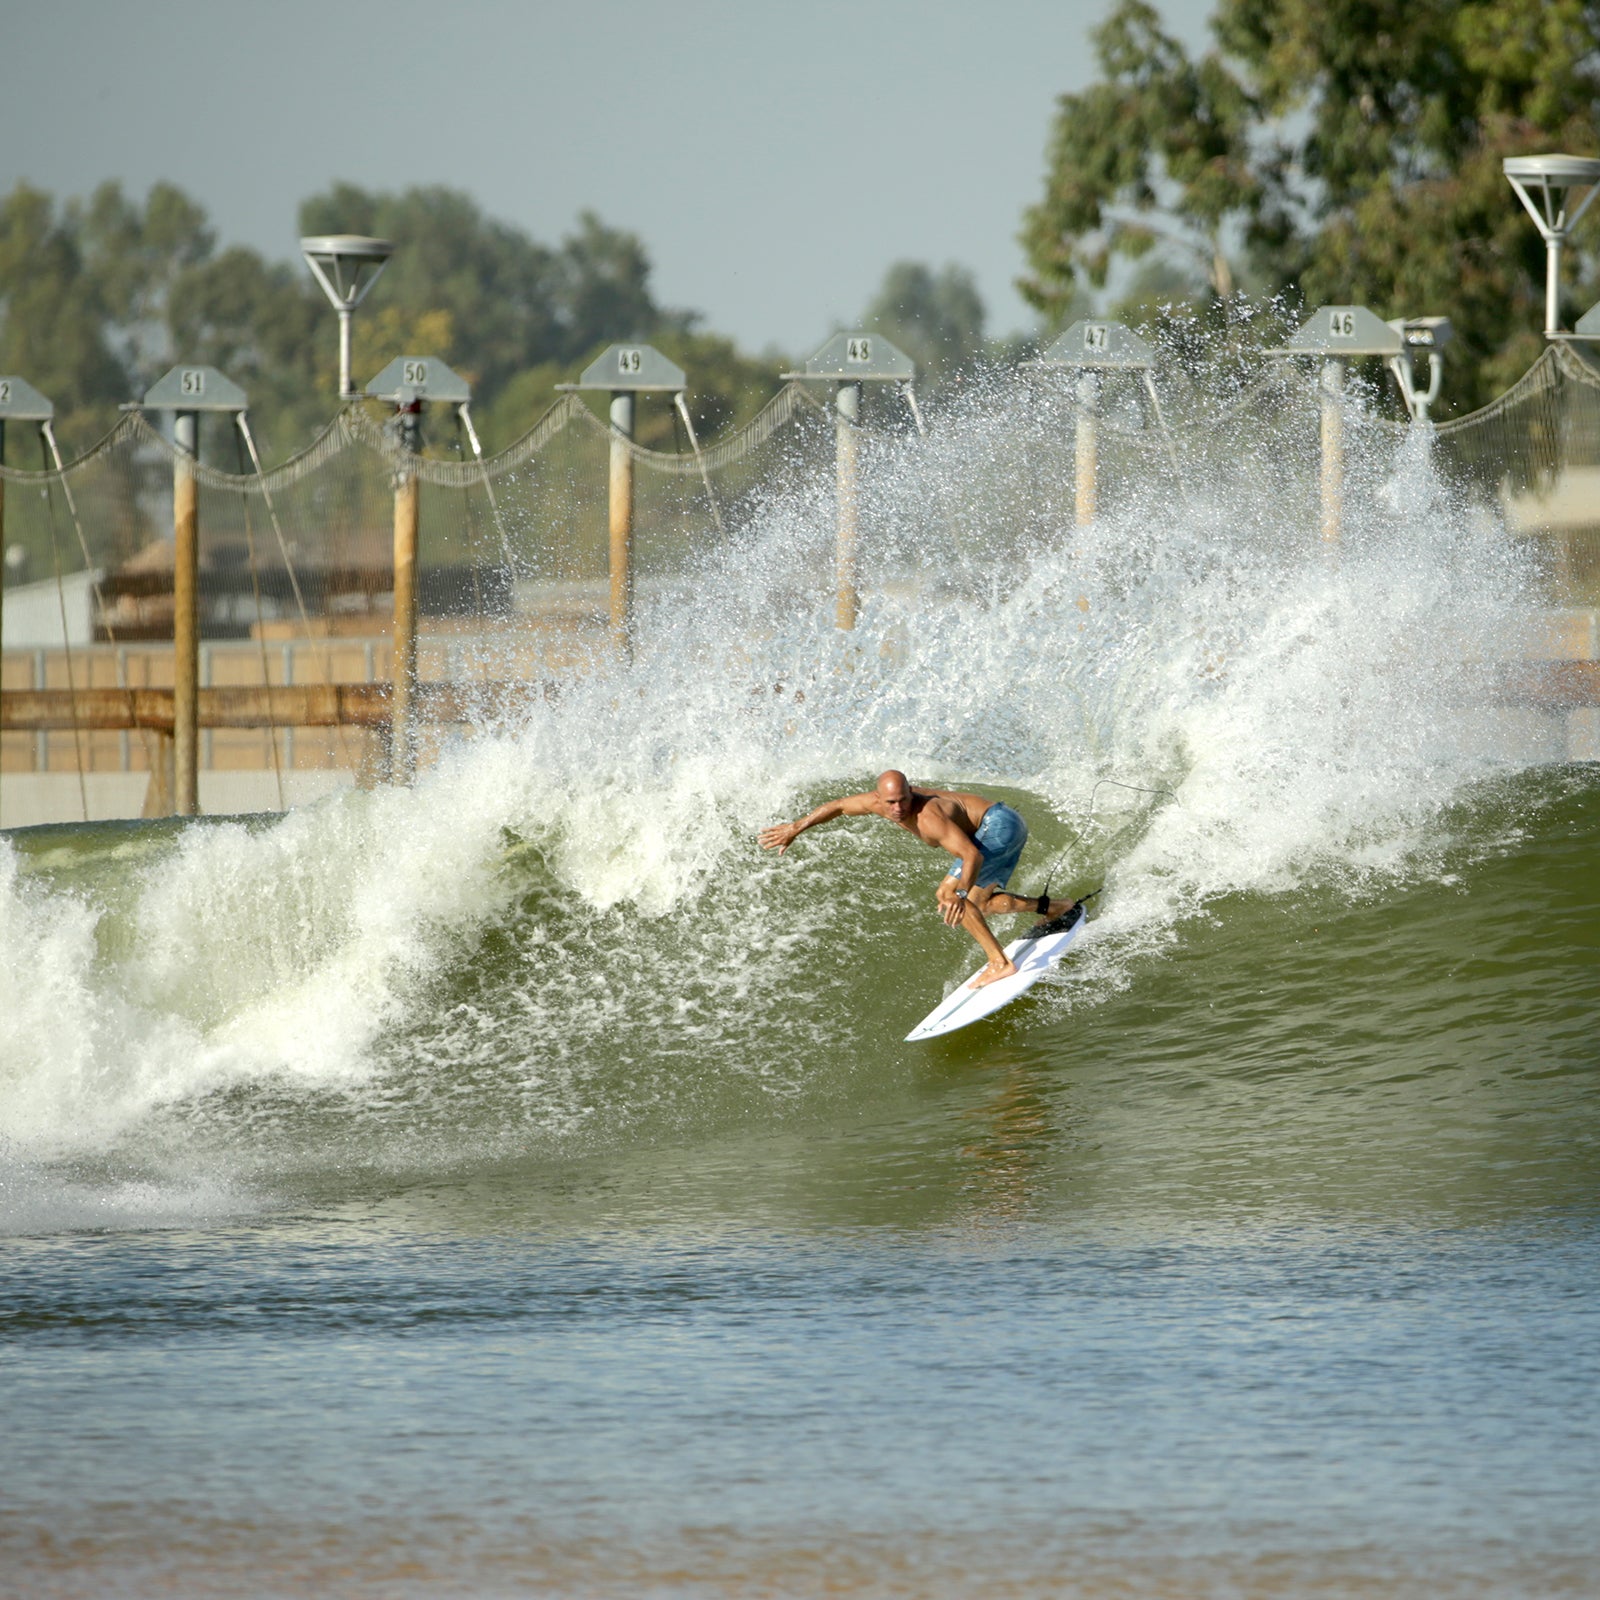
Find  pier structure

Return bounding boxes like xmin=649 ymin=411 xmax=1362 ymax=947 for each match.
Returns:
xmin=141 ymin=364 xmax=250 ymax=815
xmin=783 ymin=333 xmax=917 ymax=630
xmin=558 ymin=345 xmax=688 ymax=659
xmin=1023 ymin=319 xmax=1160 ymax=527
xmin=6 ymin=275 xmax=1600 ymax=826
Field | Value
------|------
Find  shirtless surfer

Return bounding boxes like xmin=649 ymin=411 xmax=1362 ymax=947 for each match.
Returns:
xmin=758 ymin=770 xmax=1078 ymax=988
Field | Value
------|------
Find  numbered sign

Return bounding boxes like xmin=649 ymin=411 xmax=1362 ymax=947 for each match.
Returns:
xmin=1277 ymin=306 xmax=1401 ymax=357
xmin=570 ymin=344 xmax=687 ymax=392
xmin=363 ymin=357 xmax=471 ymax=404
xmin=0 ymin=374 xmax=57 ymax=420
xmin=1036 ymin=320 xmax=1154 ymax=370
xmin=785 ymin=333 xmax=914 ymax=381
xmin=142 ymin=365 xmax=247 ymax=413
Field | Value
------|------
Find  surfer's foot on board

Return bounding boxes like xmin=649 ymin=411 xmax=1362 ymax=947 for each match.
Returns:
xmin=970 ymin=957 xmax=1019 ymax=989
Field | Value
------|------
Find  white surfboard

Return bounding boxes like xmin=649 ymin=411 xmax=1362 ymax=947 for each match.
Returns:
xmin=905 ymin=904 xmax=1087 ymax=1042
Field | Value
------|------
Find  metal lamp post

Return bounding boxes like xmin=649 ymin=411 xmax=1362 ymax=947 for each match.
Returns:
xmin=301 ymin=234 xmax=395 ymax=398
xmin=142 ymin=364 xmax=249 ymax=815
xmin=1273 ymin=306 xmax=1409 ymax=546
xmin=1023 ymin=320 xmax=1157 ymax=526
xmin=1503 ymin=156 xmax=1600 ymax=338
xmin=558 ymin=343 xmax=689 ymax=659
xmin=782 ymin=333 xmax=917 ymax=629
xmin=364 ymin=356 xmax=473 ymax=783
xmin=1384 ymin=318 xmax=1454 ymax=423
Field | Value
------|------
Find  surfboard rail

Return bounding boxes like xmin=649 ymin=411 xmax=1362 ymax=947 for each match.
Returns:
xmin=906 ymin=903 xmax=1087 ymax=1042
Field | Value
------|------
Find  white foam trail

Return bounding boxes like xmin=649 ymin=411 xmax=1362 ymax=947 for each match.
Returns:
xmin=2 ymin=766 xmax=524 ymax=1161
xmin=0 ymin=1148 xmax=257 ymax=1235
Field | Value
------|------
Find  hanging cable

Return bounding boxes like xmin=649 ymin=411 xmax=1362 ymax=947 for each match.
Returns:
xmin=234 ymin=424 xmax=286 ymax=811
xmin=38 ymin=430 xmax=89 ymax=821
xmin=1037 ymin=777 xmax=1181 ymax=903
xmin=453 ymin=410 xmax=487 ymax=622
xmin=673 ymin=391 xmax=725 ymax=537
xmin=236 ymin=413 xmax=355 ymax=771
xmin=457 ymin=402 xmax=515 ymax=568
xmin=44 ymin=418 xmax=144 ymax=734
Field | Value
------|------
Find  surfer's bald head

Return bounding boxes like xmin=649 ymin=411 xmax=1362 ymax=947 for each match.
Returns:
xmin=876 ymin=770 xmax=913 ymax=815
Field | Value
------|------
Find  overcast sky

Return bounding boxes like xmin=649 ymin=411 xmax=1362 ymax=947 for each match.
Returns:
xmin=2 ymin=0 xmax=1214 ymax=354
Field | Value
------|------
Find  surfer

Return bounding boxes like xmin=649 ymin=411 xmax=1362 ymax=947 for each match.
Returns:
xmin=758 ymin=770 xmax=1078 ymax=987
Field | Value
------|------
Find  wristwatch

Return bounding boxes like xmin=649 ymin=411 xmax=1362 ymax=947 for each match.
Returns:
xmin=954 ymin=889 xmax=969 ymax=900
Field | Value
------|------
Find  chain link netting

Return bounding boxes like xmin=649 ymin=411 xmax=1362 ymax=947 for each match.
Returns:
xmin=5 ymin=346 xmax=1600 ymax=811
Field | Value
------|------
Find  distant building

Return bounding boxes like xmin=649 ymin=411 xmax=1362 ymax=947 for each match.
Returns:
xmin=2 ymin=569 xmax=102 ymax=649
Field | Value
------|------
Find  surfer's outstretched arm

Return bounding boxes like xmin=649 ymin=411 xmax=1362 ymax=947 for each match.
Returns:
xmin=758 ymin=792 xmax=875 ymax=854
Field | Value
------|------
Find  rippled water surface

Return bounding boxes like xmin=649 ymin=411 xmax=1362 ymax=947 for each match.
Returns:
xmin=4 ymin=407 xmax=1598 ymax=1595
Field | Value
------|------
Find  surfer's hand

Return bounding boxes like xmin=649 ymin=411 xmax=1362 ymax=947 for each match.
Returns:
xmin=759 ymin=822 xmax=796 ymax=854
xmin=937 ymin=882 xmax=967 ymax=925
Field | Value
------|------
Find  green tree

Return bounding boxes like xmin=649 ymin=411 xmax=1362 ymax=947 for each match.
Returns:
xmin=1019 ymin=0 xmax=1271 ymax=326
xmin=1020 ymin=0 xmax=1600 ymax=410
xmin=297 ymin=185 xmax=679 ymax=403
xmin=1221 ymin=0 xmax=1600 ymax=406
xmin=0 ymin=184 xmax=128 ymax=445
xmin=862 ymin=261 xmax=988 ymax=385
xmin=3 ymin=176 xmax=783 ymax=464
xmin=77 ymin=180 xmax=216 ymax=389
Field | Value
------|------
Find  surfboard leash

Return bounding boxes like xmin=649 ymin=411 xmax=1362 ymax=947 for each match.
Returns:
xmin=1040 ymin=775 xmax=1176 ymax=908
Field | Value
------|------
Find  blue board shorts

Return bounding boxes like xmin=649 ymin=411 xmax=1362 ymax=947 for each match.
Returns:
xmin=946 ymin=802 xmax=1028 ymax=890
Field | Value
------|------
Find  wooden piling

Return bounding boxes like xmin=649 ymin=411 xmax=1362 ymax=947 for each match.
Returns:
xmin=172 ymin=412 xmax=200 ymax=815
xmin=609 ymin=392 xmax=636 ymax=658
xmin=0 ymin=420 xmax=7 ymax=658
xmin=835 ymin=381 xmax=861 ymax=630
xmin=390 ymin=464 xmax=420 ymax=783
xmin=1074 ymin=371 xmax=1098 ymax=527
xmin=1320 ymin=360 xmax=1345 ymax=548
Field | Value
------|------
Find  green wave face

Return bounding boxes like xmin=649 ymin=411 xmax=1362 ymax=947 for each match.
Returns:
xmin=2 ymin=413 xmax=1595 ymax=1233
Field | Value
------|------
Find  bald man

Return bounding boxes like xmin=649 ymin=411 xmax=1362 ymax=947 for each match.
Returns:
xmin=758 ymin=770 xmax=1078 ymax=988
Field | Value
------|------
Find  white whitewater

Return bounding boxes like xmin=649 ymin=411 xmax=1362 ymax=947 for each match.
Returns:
xmin=0 ymin=373 xmax=1545 ymax=1225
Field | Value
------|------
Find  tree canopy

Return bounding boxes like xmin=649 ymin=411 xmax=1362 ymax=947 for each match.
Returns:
xmin=0 ymin=180 xmax=782 ymax=461
xmin=1019 ymin=0 xmax=1600 ymax=410
xmin=862 ymin=261 xmax=988 ymax=384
